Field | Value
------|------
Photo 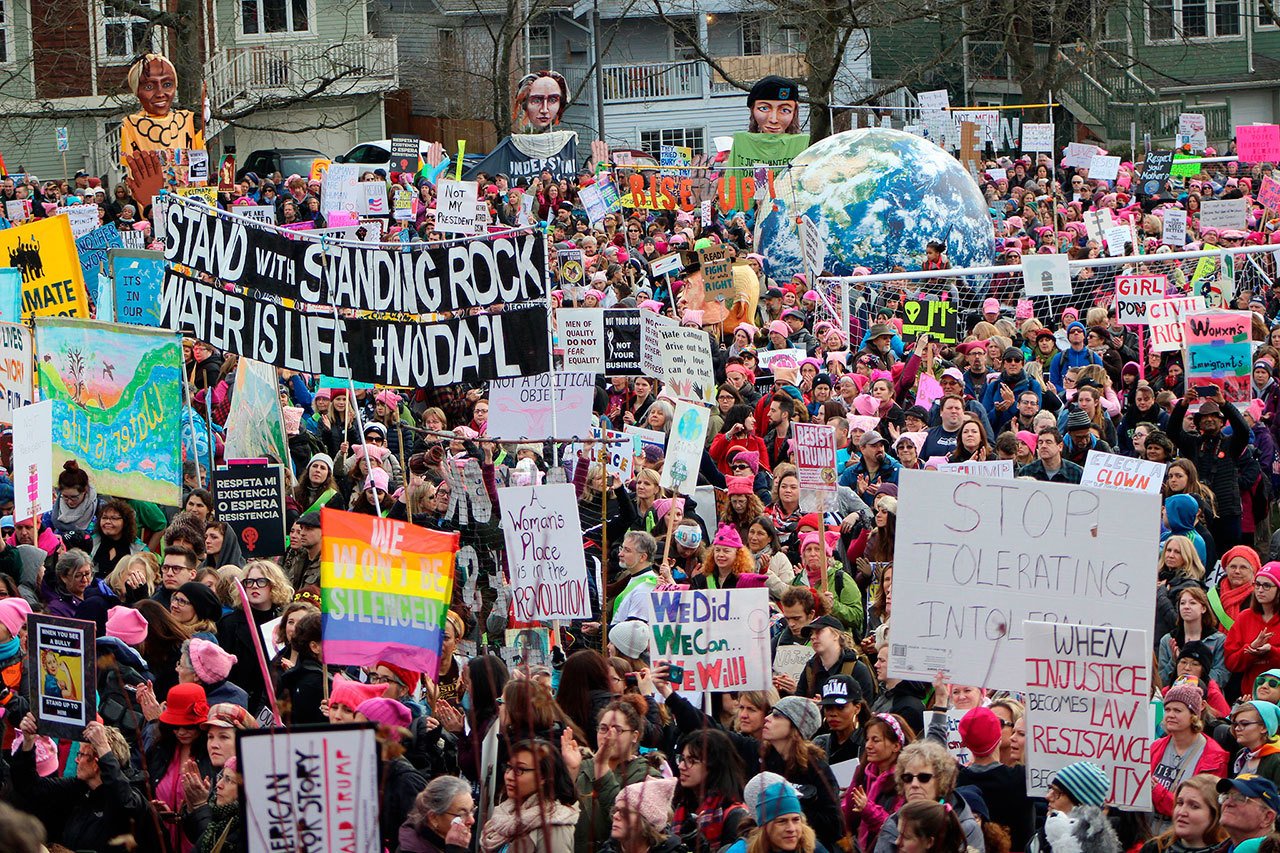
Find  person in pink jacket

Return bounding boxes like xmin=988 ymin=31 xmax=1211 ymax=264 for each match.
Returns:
xmin=1150 ymin=679 xmax=1229 ymax=832
xmin=843 ymin=712 xmax=913 ymax=852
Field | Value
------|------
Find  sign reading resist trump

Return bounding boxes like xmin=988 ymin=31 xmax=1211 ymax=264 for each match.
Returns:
xmin=888 ymin=470 xmax=1158 ymax=691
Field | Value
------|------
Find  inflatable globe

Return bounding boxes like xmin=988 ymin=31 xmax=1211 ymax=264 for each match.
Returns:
xmin=756 ymin=127 xmax=995 ymax=281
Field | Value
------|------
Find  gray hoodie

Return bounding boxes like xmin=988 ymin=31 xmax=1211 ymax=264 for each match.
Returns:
xmin=874 ymin=790 xmax=985 ymax=853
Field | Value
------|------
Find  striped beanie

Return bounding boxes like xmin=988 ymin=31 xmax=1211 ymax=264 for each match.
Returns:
xmin=1052 ymin=761 xmax=1110 ymax=807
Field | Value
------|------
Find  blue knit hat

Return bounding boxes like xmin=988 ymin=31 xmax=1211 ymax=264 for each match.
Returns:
xmin=1052 ymin=761 xmax=1110 ymax=807
xmin=1237 ymin=700 xmax=1280 ymax=738
xmin=756 ymin=781 xmax=802 ymax=825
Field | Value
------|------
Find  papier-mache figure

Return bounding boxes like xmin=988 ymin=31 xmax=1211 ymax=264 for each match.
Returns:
xmin=120 ymin=54 xmax=203 ymax=163
xmin=463 ymin=71 xmax=582 ymax=182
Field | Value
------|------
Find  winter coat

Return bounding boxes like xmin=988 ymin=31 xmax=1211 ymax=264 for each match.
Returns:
xmin=217 ymin=604 xmax=282 ymax=716
xmin=574 ymin=754 xmax=663 ymax=852
xmin=844 ymin=758 xmax=901 ymax=853
xmin=1157 ymin=630 xmax=1228 ymax=690
xmin=1168 ymin=397 xmax=1250 ymax=518
xmin=480 ymin=794 xmax=579 ymax=853
xmin=397 ymin=822 xmax=467 ymax=853
xmin=381 ymin=758 xmax=429 ymax=851
xmin=1149 ymin=734 xmax=1229 ymax=817
xmin=761 ymin=749 xmax=843 ymax=851
xmin=1225 ymin=607 xmax=1280 ymax=696
xmin=875 ymin=790 xmax=984 ymax=852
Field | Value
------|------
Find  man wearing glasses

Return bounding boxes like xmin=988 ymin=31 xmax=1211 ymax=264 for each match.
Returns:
xmin=153 ymin=546 xmax=197 ymax=608
xmin=1215 ymin=774 xmax=1278 ymax=851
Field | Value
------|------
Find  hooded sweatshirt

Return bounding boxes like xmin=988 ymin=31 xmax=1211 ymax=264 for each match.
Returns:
xmin=1161 ymin=494 xmax=1208 ymax=565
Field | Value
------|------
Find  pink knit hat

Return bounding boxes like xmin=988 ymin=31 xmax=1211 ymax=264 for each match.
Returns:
xmin=0 ymin=598 xmax=31 ymax=640
xmin=712 ymin=524 xmax=743 ymax=549
xmin=11 ymin=732 xmax=58 ymax=776
xmin=1259 ymin=562 xmax=1280 ymax=588
xmin=363 ymin=468 xmax=390 ymax=493
xmin=185 ymin=638 xmax=237 ymax=685
xmin=330 ymin=675 xmax=390 ymax=711
xmin=732 ymin=450 xmax=761 ymax=474
xmin=617 ymin=777 xmax=679 ymax=830
xmin=767 ymin=320 xmax=790 ymax=338
xmin=653 ymin=497 xmax=685 ymax=520
xmin=357 ymin=697 xmax=411 ymax=729
xmin=106 ymin=605 xmax=148 ymax=646
xmin=726 ymin=476 xmax=754 ymax=496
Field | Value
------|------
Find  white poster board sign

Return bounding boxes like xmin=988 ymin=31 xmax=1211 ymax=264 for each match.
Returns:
xmin=1080 ymin=451 xmax=1166 ymax=495
xmin=658 ymin=326 xmax=716 ymax=405
xmin=1089 ymin=154 xmax=1121 ymax=181
xmin=1063 ymin=143 xmax=1099 ymax=168
xmin=1022 ymin=254 xmax=1072 ymax=297
xmin=935 ymin=459 xmax=1014 ymax=478
xmin=239 ymin=725 xmax=380 ymax=853
xmin=1178 ymin=113 xmax=1207 ymax=151
xmin=1200 ymin=198 xmax=1249 ymax=230
xmin=1149 ymin=296 xmax=1207 ymax=352
xmin=488 ymin=372 xmax=595 ymax=441
xmin=12 ymin=400 xmax=53 ymax=523
xmin=0 ymin=322 xmax=35 ymax=422
xmin=648 ymin=588 xmax=771 ymax=692
xmin=498 ymin=483 xmax=593 ymax=622
xmin=435 ymin=179 xmax=480 ymax=235
xmin=56 ymin=207 xmax=99 ymax=239
xmin=659 ymin=401 xmax=710 ymax=496
xmin=773 ymin=645 xmax=814 ymax=681
xmin=1160 ymin=208 xmax=1187 ymax=247
xmin=888 ymin=469 xmax=1159 ymax=691
xmin=1021 ymin=123 xmax=1054 ymax=152
xmin=557 ymin=308 xmax=605 ymax=371
xmin=320 ymin=163 xmax=361 ymax=217
xmin=1114 ymin=275 xmax=1168 ymax=326
xmin=640 ymin=308 xmax=674 ymax=378
xmin=1024 ymin=621 xmax=1152 ymax=809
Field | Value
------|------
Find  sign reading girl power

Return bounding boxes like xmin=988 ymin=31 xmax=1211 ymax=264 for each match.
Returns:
xmin=888 ymin=470 xmax=1158 ymax=691
xmin=648 ymin=588 xmax=771 ymax=692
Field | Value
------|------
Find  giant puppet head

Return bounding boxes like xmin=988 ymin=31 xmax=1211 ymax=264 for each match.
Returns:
xmin=514 ymin=71 xmax=569 ymax=132
xmin=121 ymin=53 xmax=203 ymax=206
xmin=748 ymin=75 xmax=802 ymax=134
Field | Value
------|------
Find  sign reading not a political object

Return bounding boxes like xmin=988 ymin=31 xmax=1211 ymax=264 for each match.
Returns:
xmin=488 ymin=372 xmax=595 ymax=441
xmin=888 ymin=469 xmax=1159 ymax=691
xmin=1080 ymin=451 xmax=1165 ymax=495
xmin=28 ymin=613 xmax=96 ymax=740
xmin=1024 ymin=621 xmax=1152 ymax=810
xmin=649 ymin=588 xmax=772 ymax=692
xmin=1113 ymin=275 xmax=1167 ymax=326
xmin=211 ymin=464 xmax=286 ymax=557
xmin=238 ymin=724 xmax=381 ymax=853
xmin=498 ymin=484 xmax=592 ymax=623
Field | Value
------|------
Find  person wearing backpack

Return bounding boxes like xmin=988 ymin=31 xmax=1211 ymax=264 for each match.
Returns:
xmin=794 ymin=615 xmax=876 ymax=704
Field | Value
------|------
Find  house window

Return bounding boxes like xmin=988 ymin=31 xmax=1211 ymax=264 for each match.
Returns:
xmin=640 ymin=128 xmax=705 ymax=155
xmin=0 ymin=0 xmax=10 ymax=66
xmin=1148 ymin=0 xmax=1242 ymax=38
xmin=1261 ymin=0 xmax=1276 ymax=24
xmin=741 ymin=18 xmax=762 ymax=55
xmin=242 ymin=0 xmax=310 ymax=36
xmin=102 ymin=0 xmax=154 ymax=63
xmin=672 ymin=22 xmax=697 ymax=61
xmin=528 ymin=24 xmax=552 ymax=70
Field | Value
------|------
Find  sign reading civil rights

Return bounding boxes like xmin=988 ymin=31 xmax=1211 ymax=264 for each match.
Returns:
xmin=320 ymin=509 xmax=458 ymax=675
xmin=1024 ymin=621 xmax=1152 ymax=809
xmin=488 ymin=372 xmax=594 ymax=441
xmin=498 ymin=484 xmax=592 ymax=623
xmin=1148 ymin=296 xmax=1206 ymax=352
xmin=648 ymin=588 xmax=771 ymax=692
xmin=888 ymin=469 xmax=1159 ymax=691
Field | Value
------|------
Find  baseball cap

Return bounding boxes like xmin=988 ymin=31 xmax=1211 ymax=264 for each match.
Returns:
xmin=1218 ymin=774 xmax=1280 ymax=812
xmin=820 ymin=675 xmax=862 ymax=706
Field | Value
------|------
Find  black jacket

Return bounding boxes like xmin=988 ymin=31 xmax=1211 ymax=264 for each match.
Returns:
xmin=278 ymin=656 xmax=328 ymax=725
xmin=1168 ymin=398 xmax=1250 ymax=517
xmin=380 ymin=757 xmax=429 ymax=851
xmin=957 ymin=760 xmax=1033 ymax=851
xmin=217 ymin=604 xmax=282 ymax=716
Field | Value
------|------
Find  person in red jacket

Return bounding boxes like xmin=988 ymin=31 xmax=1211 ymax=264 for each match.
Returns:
xmin=1149 ymin=679 xmax=1228 ymax=832
xmin=1226 ymin=563 xmax=1280 ymax=700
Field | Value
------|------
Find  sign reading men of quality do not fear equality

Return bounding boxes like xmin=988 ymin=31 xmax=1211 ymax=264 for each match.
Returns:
xmin=888 ymin=469 xmax=1159 ymax=691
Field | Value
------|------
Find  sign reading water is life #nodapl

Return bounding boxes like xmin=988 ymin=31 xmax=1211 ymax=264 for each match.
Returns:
xmin=211 ymin=464 xmax=286 ymax=557
xmin=161 ymin=268 xmax=549 ymax=387
xmin=888 ymin=469 xmax=1158 ymax=692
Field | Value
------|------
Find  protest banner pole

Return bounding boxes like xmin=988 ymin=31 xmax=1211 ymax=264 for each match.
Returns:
xmin=235 ymin=579 xmax=282 ymax=726
xmin=544 ymin=237 xmax=561 ymax=470
xmin=599 ymin=443 xmax=610 ymax=653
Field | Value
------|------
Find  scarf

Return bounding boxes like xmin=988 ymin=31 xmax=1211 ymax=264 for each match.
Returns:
xmin=52 ymin=486 xmax=98 ymax=533
xmin=1218 ymin=578 xmax=1255 ymax=623
xmin=479 ymin=794 xmax=579 ymax=853
xmin=197 ymin=800 xmax=239 ymax=852
xmin=674 ymin=792 xmax=746 ymax=851
xmin=0 ymin=637 xmax=20 ymax=663
xmin=1234 ymin=741 xmax=1280 ymax=775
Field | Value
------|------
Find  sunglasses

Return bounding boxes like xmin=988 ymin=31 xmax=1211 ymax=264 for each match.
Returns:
xmin=902 ymin=772 xmax=934 ymax=784
xmin=1259 ymin=677 xmax=1280 ymax=689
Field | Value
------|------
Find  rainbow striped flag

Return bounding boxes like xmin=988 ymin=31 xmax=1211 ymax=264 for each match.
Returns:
xmin=320 ymin=508 xmax=459 ymax=676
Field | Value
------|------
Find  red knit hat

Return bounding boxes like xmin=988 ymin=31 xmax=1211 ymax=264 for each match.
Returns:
xmin=958 ymin=706 xmax=1003 ymax=757
xmin=376 ymin=661 xmax=421 ymax=691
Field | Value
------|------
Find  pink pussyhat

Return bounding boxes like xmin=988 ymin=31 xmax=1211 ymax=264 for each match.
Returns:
xmin=712 ymin=524 xmax=743 ymax=549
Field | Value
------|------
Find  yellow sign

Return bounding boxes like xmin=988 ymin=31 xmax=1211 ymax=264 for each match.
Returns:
xmin=0 ymin=216 xmax=89 ymax=318
xmin=176 ymin=185 xmax=218 ymax=205
xmin=310 ymin=158 xmax=331 ymax=182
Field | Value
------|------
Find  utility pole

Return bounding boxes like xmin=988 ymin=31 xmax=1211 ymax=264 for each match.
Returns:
xmin=592 ymin=0 xmax=606 ymax=141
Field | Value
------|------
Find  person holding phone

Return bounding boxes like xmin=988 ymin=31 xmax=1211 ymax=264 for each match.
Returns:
xmin=1167 ymin=385 xmax=1251 ymax=551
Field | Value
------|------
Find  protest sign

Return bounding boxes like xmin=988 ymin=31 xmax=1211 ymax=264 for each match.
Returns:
xmin=557 ymin=248 xmax=585 ymax=300
xmin=625 ymin=425 xmax=666 ymax=461
xmin=1021 ymin=253 xmax=1071 ymax=296
xmin=592 ymin=427 xmax=635 ymax=484
xmin=488 ymin=372 xmax=594 ymax=441
xmin=793 ymin=422 xmax=837 ymax=511
xmin=0 ymin=269 xmax=19 ymax=323
xmin=935 ymin=459 xmax=1014 ymax=478
xmin=462 ymin=134 xmax=577 ymax=182
xmin=900 ymin=300 xmax=957 ymax=344
xmin=164 ymin=200 xmax=546 ymax=313
xmin=238 ymin=724 xmax=380 ymax=853
xmin=1024 ymin=621 xmax=1152 ymax=809
xmin=1138 ymin=150 xmax=1173 ymax=195
xmin=888 ymin=469 xmax=1159 ymax=691
xmin=650 ymin=253 xmax=683 ymax=279
xmin=1171 ymin=152 xmax=1201 ymax=178
xmin=1183 ymin=310 xmax=1252 ymax=401
xmin=756 ymin=348 xmax=806 ymax=370
xmin=799 ymin=214 xmax=825 ymax=280
xmin=940 ymin=709 xmax=974 ymax=765
xmin=187 ymin=149 xmax=209 ymax=183
xmin=28 ymin=613 xmax=95 ymax=739
xmin=1259 ymin=176 xmax=1280 ymax=212
xmin=578 ymin=180 xmax=609 ymax=226
xmin=1080 ymin=452 xmax=1165 ymax=495
xmin=55 ymin=206 xmax=98 ymax=238
xmin=0 ymin=215 xmax=89 ymax=318
xmin=321 ymin=163 xmax=361 ymax=216
xmin=640 ymin=308 xmax=675 ymax=377
xmin=649 ymin=588 xmax=771 ymax=692
xmin=0 ymin=322 xmax=34 ymax=422
xmin=1083 ymin=207 xmax=1114 ymax=246
xmin=1021 ymin=123 xmax=1054 ymax=152
xmin=176 ymin=186 xmax=218 ymax=206
xmin=1237 ymin=124 xmax=1280 ymax=163
xmin=1063 ymin=143 xmax=1098 ymax=168
xmin=75 ymin=224 xmax=123 ymax=291
xmin=773 ymin=645 xmax=814 ymax=681
xmin=436 ymin=178 xmax=479 ymax=235
xmin=603 ymin=309 xmax=642 ymax=375
xmin=558 ymin=308 xmax=604 ymax=371
xmin=1160 ymin=208 xmax=1187 ymax=247
xmin=659 ymin=326 xmax=716 ymax=405
xmin=1114 ymin=274 xmax=1167 ymax=325
xmin=211 ymin=464 xmax=287 ymax=558
xmin=392 ymin=187 xmax=414 ymax=221
xmin=223 ymin=358 xmax=290 ymax=467
xmin=361 ymin=181 xmax=389 ymax=216
xmin=498 ymin=484 xmax=592 ymax=622
xmin=1103 ymin=225 xmax=1131 ymax=257
xmin=389 ymin=134 xmax=420 ymax=173
xmin=161 ymin=268 xmax=550 ymax=387
xmin=660 ymin=401 xmax=710 ymax=496
xmin=699 ymin=246 xmax=734 ymax=303
xmin=1089 ymin=154 xmax=1121 ymax=181
xmin=34 ymin=320 xmax=182 ymax=505
xmin=1178 ymin=113 xmax=1207 ymax=150
xmin=109 ymin=249 xmax=165 ymax=327
xmin=4 ymin=200 xmax=28 ymax=223
xmin=238 ymin=205 xmax=277 ymax=225
xmin=1200 ymin=199 xmax=1248 ymax=230
xmin=12 ymin=400 xmax=53 ymax=522
xmin=95 ymin=273 xmax=114 ymax=324
xmin=1148 ymin=295 xmax=1206 ymax=352
xmin=320 ymin=508 xmax=457 ymax=673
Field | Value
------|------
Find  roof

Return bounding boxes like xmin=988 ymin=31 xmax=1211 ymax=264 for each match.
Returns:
xmin=1147 ymin=51 xmax=1280 ymax=91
